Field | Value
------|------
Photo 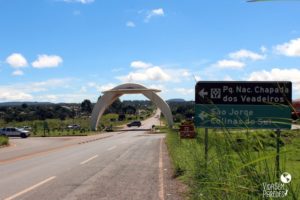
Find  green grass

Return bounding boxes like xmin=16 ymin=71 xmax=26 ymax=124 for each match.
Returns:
xmin=165 ymin=127 xmax=300 ymax=199
xmin=0 ymin=136 xmax=9 ymax=146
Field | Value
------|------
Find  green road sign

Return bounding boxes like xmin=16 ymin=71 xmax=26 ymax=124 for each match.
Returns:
xmin=195 ymin=104 xmax=291 ymax=129
xmin=195 ymin=81 xmax=292 ymax=129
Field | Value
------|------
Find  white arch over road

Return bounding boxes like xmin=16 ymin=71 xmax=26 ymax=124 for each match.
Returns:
xmin=91 ymin=83 xmax=174 ymax=131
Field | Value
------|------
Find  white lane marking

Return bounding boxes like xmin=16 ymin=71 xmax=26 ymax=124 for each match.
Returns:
xmin=107 ymin=145 xmax=116 ymax=151
xmin=158 ymin=138 xmax=165 ymax=200
xmin=80 ymin=155 xmax=98 ymax=165
xmin=4 ymin=176 xmax=56 ymax=200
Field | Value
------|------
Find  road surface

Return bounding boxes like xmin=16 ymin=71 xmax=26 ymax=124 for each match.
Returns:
xmin=0 ymin=111 xmax=181 ymax=200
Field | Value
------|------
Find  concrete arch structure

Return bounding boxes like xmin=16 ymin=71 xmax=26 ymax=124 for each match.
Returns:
xmin=91 ymin=83 xmax=173 ymax=131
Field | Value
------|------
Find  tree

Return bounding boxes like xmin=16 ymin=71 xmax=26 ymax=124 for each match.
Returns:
xmin=81 ymin=99 xmax=92 ymax=113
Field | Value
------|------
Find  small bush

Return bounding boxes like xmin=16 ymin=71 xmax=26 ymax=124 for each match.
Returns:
xmin=0 ymin=136 xmax=9 ymax=146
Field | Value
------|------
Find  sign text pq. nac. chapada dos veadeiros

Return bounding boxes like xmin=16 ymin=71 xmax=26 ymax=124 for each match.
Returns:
xmin=195 ymin=81 xmax=292 ymax=129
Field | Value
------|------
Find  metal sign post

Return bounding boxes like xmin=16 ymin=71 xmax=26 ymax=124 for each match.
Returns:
xmin=276 ymin=129 xmax=281 ymax=178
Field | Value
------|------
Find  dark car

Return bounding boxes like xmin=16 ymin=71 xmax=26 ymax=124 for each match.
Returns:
xmin=127 ymin=121 xmax=142 ymax=127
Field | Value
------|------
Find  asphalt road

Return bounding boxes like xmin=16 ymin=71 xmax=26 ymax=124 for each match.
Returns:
xmin=0 ymin=111 xmax=176 ymax=200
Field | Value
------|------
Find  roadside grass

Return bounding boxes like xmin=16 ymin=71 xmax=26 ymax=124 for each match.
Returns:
xmin=165 ymin=127 xmax=300 ymax=199
xmin=0 ymin=136 xmax=9 ymax=146
xmin=0 ymin=113 xmax=150 ymax=137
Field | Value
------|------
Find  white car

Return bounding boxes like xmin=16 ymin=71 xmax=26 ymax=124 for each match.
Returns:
xmin=0 ymin=127 xmax=31 ymax=138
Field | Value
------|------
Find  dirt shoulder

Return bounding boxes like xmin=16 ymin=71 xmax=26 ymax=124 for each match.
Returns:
xmin=162 ymin=138 xmax=188 ymax=200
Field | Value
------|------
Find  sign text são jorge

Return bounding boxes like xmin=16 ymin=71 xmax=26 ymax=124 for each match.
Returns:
xmin=195 ymin=81 xmax=292 ymax=129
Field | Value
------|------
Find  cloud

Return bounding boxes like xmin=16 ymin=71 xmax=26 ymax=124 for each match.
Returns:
xmin=174 ymin=88 xmax=194 ymax=95
xmin=63 ymin=0 xmax=94 ymax=4
xmin=275 ymin=38 xmax=300 ymax=57
xmin=247 ymin=68 xmax=300 ymax=95
xmin=0 ymin=88 xmax=33 ymax=101
xmin=6 ymin=53 xmax=28 ymax=68
xmin=130 ymin=61 xmax=152 ymax=69
xmin=12 ymin=70 xmax=24 ymax=76
xmin=86 ymin=82 xmax=116 ymax=92
xmin=32 ymin=55 xmax=63 ymax=68
xmin=145 ymin=8 xmax=164 ymax=22
xmin=229 ymin=49 xmax=265 ymax=61
xmin=118 ymin=66 xmax=171 ymax=82
xmin=0 ymin=78 xmax=73 ymax=102
xmin=215 ymin=59 xmax=245 ymax=69
xmin=194 ymin=75 xmax=201 ymax=81
xmin=126 ymin=21 xmax=136 ymax=28
xmin=97 ymin=83 xmax=116 ymax=92
xmin=260 ymin=46 xmax=267 ymax=53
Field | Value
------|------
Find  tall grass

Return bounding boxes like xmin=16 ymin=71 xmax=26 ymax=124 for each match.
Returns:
xmin=166 ymin=127 xmax=300 ymax=199
xmin=0 ymin=136 xmax=9 ymax=146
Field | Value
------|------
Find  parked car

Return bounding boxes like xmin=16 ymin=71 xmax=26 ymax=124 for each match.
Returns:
xmin=0 ymin=127 xmax=30 ymax=138
xmin=127 ymin=121 xmax=142 ymax=127
xmin=67 ymin=124 xmax=81 ymax=130
xmin=105 ymin=125 xmax=113 ymax=132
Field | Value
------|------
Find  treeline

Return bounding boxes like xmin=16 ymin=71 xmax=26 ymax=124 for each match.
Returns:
xmin=167 ymin=101 xmax=195 ymax=122
xmin=0 ymin=98 xmax=155 ymax=123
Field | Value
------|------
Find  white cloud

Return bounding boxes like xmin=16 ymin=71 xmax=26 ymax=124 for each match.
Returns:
xmin=130 ymin=61 xmax=152 ymax=69
xmin=63 ymin=0 xmax=94 ymax=4
xmin=247 ymin=68 xmax=300 ymax=95
xmin=12 ymin=70 xmax=24 ymax=76
xmin=182 ymin=70 xmax=191 ymax=77
xmin=97 ymin=83 xmax=116 ymax=92
xmin=0 ymin=78 xmax=73 ymax=102
xmin=174 ymin=88 xmax=194 ymax=95
xmin=0 ymin=88 xmax=33 ymax=101
xmin=215 ymin=59 xmax=245 ymax=69
xmin=229 ymin=49 xmax=265 ymax=61
xmin=145 ymin=8 xmax=164 ymax=22
xmin=32 ymin=55 xmax=63 ymax=68
xmin=30 ymin=78 xmax=71 ymax=92
xmin=260 ymin=46 xmax=267 ymax=53
xmin=275 ymin=38 xmax=300 ymax=57
xmin=126 ymin=21 xmax=136 ymax=28
xmin=194 ymin=75 xmax=201 ymax=81
xmin=6 ymin=53 xmax=28 ymax=68
xmin=118 ymin=66 xmax=170 ymax=82
xmin=86 ymin=82 xmax=116 ymax=92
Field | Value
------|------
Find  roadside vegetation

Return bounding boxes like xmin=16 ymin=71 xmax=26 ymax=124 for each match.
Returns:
xmin=0 ymin=136 xmax=9 ymax=146
xmin=0 ymin=99 xmax=155 ymax=137
xmin=164 ymin=101 xmax=300 ymax=199
xmin=165 ymin=127 xmax=300 ymax=199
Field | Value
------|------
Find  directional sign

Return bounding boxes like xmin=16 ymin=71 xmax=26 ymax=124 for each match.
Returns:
xmin=195 ymin=81 xmax=292 ymax=129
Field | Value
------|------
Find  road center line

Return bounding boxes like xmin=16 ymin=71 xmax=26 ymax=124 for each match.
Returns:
xmin=4 ymin=176 xmax=56 ymax=200
xmin=158 ymin=138 xmax=165 ymax=200
xmin=107 ymin=145 xmax=116 ymax=151
xmin=80 ymin=155 xmax=98 ymax=165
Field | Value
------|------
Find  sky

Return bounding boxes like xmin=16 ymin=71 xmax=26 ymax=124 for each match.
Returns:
xmin=0 ymin=0 xmax=300 ymax=103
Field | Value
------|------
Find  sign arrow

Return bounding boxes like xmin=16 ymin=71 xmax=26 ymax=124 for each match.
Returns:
xmin=199 ymin=111 xmax=208 ymax=120
xmin=198 ymin=88 xmax=208 ymax=98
